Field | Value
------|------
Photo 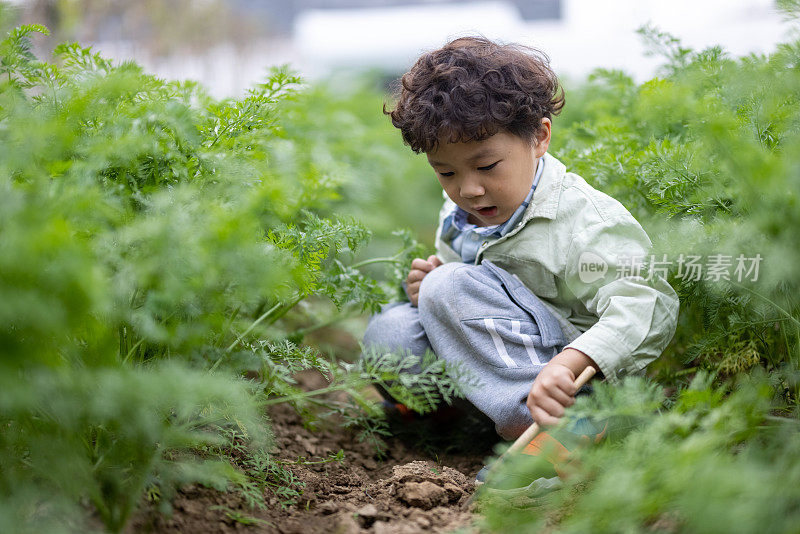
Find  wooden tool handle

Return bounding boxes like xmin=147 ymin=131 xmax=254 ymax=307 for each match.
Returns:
xmin=505 ymin=366 xmax=597 ymax=456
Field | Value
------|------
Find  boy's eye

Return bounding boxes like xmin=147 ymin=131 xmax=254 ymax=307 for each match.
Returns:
xmin=438 ymin=171 xmax=455 ymax=177
xmin=478 ymin=161 xmax=500 ymax=171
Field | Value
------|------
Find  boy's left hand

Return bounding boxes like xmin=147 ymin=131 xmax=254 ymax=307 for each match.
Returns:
xmin=526 ymin=348 xmax=598 ymax=426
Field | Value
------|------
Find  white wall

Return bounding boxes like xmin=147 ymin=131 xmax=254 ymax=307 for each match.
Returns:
xmin=294 ymin=0 xmax=791 ymax=82
xmin=89 ymin=0 xmax=792 ymax=97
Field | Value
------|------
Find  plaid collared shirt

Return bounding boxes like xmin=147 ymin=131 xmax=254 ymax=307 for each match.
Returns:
xmin=440 ymin=157 xmax=544 ymax=263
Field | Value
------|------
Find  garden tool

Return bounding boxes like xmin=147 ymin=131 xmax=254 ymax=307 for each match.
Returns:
xmin=474 ymin=366 xmax=599 ymax=494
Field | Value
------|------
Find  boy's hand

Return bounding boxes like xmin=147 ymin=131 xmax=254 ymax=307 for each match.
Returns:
xmin=527 ymin=348 xmax=598 ymax=426
xmin=406 ymin=255 xmax=442 ymax=307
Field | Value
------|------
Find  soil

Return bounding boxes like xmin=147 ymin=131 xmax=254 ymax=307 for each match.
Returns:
xmin=131 ymin=370 xmax=501 ymax=534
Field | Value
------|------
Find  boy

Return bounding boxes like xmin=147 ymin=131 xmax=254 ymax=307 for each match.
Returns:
xmin=364 ymin=37 xmax=679 ymax=453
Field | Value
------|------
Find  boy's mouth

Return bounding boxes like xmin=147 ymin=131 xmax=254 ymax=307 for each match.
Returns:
xmin=476 ymin=206 xmax=498 ymax=218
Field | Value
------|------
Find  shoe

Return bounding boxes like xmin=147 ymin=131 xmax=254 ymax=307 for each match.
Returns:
xmin=380 ymin=400 xmax=418 ymax=422
xmin=380 ymin=400 xmax=467 ymax=424
xmin=475 ymin=417 xmax=607 ymax=489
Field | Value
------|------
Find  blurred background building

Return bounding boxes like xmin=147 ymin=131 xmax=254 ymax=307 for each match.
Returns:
xmin=10 ymin=0 xmax=791 ymax=97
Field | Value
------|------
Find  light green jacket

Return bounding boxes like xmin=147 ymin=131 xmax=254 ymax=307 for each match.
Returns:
xmin=434 ymin=152 xmax=679 ymax=383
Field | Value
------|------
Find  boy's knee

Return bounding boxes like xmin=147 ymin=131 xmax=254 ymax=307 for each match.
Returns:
xmin=419 ymin=262 xmax=469 ymax=310
xmin=362 ymin=303 xmax=423 ymax=354
xmin=363 ymin=303 xmax=404 ymax=350
xmin=493 ymin=414 xmax=529 ymax=441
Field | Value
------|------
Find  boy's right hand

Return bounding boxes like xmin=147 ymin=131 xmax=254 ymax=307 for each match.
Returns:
xmin=406 ymin=255 xmax=442 ymax=307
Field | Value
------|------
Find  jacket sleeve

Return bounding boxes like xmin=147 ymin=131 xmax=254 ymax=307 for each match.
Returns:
xmin=562 ymin=215 xmax=680 ymax=383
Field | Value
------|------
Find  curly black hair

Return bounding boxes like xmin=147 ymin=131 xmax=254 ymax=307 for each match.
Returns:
xmin=385 ymin=36 xmax=565 ymax=153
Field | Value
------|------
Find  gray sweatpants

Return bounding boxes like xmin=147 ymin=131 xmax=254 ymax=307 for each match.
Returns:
xmin=363 ymin=260 xmax=568 ymax=440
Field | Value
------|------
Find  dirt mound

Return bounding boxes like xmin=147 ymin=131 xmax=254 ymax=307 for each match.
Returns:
xmin=132 ymin=375 xmax=496 ymax=533
xmin=390 ymin=462 xmax=470 ymax=510
xmin=321 ymin=460 xmax=475 ymax=533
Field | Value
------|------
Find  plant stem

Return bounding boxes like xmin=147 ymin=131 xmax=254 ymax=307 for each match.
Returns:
xmin=211 ymin=295 xmax=305 ymax=371
xmin=122 ymin=338 xmax=145 ymax=365
xmin=291 ymin=308 xmax=357 ymax=338
xmin=275 ymin=451 xmax=344 ymax=466
xmin=261 ymin=294 xmax=305 ymax=326
xmin=215 ymin=306 xmax=241 ymax=348
xmin=349 ymin=255 xmax=401 ymax=269
xmin=225 ymin=302 xmax=282 ymax=353
xmin=731 ymin=282 xmax=800 ymax=327
xmin=260 ymin=382 xmax=356 ymax=406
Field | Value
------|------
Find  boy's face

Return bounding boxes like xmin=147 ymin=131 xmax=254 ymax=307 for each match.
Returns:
xmin=426 ymin=121 xmax=551 ymax=227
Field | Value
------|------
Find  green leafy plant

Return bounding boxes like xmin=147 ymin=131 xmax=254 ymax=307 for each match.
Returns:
xmin=479 ymin=15 xmax=800 ymax=533
xmin=552 ymin=23 xmax=800 ymax=390
xmin=480 ymin=373 xmax=800 ymax=533
xmin=0 ymin=16 xmax=460 ymax=533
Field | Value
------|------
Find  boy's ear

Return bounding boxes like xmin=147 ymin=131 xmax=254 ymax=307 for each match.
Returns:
xmin=533 ymin=117 xmax=552 ymax=158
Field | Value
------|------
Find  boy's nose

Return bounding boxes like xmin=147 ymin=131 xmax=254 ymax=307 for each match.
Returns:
xmin=459 ymin=177 xmax=485 ymax=198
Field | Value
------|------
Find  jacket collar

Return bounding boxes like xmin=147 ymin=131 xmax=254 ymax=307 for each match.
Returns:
xmin=473 ymin=152 xmax=565 ymax=262
xmin=525 ymin=152 xmax=564 ymax=221
xmin=438 ymin=151 xmax=566 ymax=263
